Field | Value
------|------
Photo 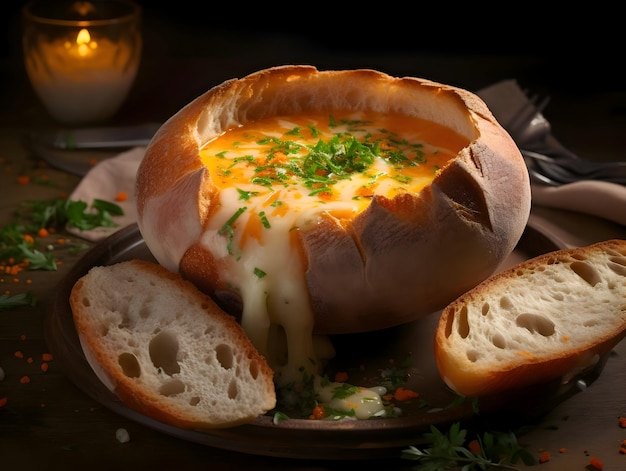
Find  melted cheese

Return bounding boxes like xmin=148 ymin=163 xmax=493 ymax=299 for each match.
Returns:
xmin=199 ymin=111 xmax=469 ymax=386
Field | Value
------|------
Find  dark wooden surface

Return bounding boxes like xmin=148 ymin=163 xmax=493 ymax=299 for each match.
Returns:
xmin=1 ymin=4 xmax=626 ymax=470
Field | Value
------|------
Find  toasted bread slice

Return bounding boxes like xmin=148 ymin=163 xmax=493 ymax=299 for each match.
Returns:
xmin=70 ymin=259 xmax=276 ymax=429
xmin=435 ymin=239 xmax=626 ymax=397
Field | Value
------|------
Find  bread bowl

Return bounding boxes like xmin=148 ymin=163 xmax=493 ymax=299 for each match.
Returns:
xmin=135 ymin=65 xmax=531 ymax=384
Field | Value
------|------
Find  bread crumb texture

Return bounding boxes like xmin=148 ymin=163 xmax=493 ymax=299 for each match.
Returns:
xmin=70 ymin=259 xmax=276 ymax=429
xmin=436 ymin=239 xmax=626 ymax=396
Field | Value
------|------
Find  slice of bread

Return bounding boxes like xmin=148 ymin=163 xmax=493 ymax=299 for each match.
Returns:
xmin=434 ymin=239 xmax=626 ymax=397
xmin=70 ymin=259 xmax=276 ymax=429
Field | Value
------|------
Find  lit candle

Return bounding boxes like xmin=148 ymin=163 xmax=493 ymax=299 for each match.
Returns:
xmin=23 ymin=1 xmax=141 ymax=125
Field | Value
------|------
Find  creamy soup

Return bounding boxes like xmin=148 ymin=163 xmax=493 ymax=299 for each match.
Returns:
xmin=198 ymin=111 xmax=469 ymax=415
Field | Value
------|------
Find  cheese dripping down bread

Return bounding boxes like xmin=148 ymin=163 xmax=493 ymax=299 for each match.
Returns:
xmin=136 ymin=66 xmax=531 ymax=385
xmin=70 ymin=259 xmax=276 ymax=429
xmin=191 ymin=110 xmax=468 ymax=382
xmin=434 ymin=239 xmax=626 ymax=398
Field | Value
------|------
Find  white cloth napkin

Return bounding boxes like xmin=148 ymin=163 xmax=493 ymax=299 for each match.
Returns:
xmin=67 ymin=146 xmax=144 ymax=241
xmin=477 ymin=80 xmax=626 ymax=226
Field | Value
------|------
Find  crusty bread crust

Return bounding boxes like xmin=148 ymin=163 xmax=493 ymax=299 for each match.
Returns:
xmin=70 ymin=259 xmax=276 ymax=429
xmin=136 ymin=65 xmax=531 ymax=334
xmin=434 ymin=239 xmax=626 ymax=397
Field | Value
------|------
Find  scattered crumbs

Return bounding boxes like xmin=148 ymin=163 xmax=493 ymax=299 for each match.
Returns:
xmin=20 ymin=376 xmax=30 ymax=384
xmin=538 ymin=450 xmax=551 ymax=463
xmin=115 ymin=428 xmax=130 ymax=443
xmin=559 ymin=447 xmax=567 ymax=453
xmin=115 ymin=191 xmax=128 ymax=202
xmin=14 ymin=351 xmax=24 ymax=359
xmin=589 ymin=456 xmax=603 ymax=470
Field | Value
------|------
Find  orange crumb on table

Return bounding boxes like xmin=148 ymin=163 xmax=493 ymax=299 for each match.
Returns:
xmin=42 ymin=353 xmax=53 ymax=361
xmin=619 ymin=416 xmax=626 ymax=428
xmin=538 ymin=451 xmax=551 ymax=463
xmin=115 ymin=191 xmax=128 ymax=202
xmin=41 ymin=363 xmax=49 ymax=372
xmin=17 ymin=175 xmax=30 ymax=185
xmin=559 ymin=447 xmax=566 ymax=453
xmin=20 ymin=376 xmax=30 ymax=384
xmin=589 ymin=456 xmax=603 ymax=470
xmin=14 ymin=351 xmax=24 ymax=359
xmin=0 ymin=397 xmax=7 ymax=408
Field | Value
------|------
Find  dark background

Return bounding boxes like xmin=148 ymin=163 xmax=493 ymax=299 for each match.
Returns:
xmin=1 ymin=1 xmax=624 ymax=129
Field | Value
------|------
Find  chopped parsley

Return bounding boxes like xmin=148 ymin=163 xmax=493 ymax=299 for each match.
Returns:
xmin=0 ymin=196 xmax=124 ymax=310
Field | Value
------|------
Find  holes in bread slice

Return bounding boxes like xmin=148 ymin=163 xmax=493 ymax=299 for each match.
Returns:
xmin=149 ymin=330 xmax=180 ymax=375
xmin=455 ymin=306 xmax=470 ymax=339
xmin=608 ymin=255 xmax=626 ymax=276
xmin=249 ymin=360 xmax=260 ymax=380
xmin=158 ymin=379 xmax=185 ymax=396
xmin=570 ymin=260 xmax=602 ymax=286
xmin=215 ymin=344 xmax=234 ymax=369
xmin=228 ymin=378 xmax=238 ymax=399
xmin=515 ymin=313 xmax=555 ymax=337
xmin=118 ymin=352 xmax=141 ymax=378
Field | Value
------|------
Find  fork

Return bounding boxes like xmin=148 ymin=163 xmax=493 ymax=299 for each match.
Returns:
xmin=505 ymin=92 xmax=626 ymax=186
xmin=521 ymin=149 xmax=626 ymax=185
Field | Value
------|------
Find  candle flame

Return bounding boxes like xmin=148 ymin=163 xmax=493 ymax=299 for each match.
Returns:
xmin=75 ymin=28 xmax=97 ymax=57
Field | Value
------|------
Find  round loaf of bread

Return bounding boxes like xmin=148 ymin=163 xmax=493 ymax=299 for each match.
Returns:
xmin=136 ymin=65 xmax=530 ymax=347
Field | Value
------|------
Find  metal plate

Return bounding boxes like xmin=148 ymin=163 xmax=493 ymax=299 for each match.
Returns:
xmin=45 ymin=222 xmax=605 ymax=459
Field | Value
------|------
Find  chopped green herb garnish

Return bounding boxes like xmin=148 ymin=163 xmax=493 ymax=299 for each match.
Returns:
xmin=0 ymin=292 xmax=37 ymax=311
xmin=218 ymin=207 xmax=247 ymax=255
xmin=258 ymin=211 xmax=270 ymax=229
xmin=402 ymin=422 xmax=536 ymax=470
xmin=0 ymin=196 xmax=125 ymax=309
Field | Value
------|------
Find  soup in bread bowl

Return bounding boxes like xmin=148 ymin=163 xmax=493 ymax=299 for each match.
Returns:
xmin=135 ymin=65 xmax=531 ymax=385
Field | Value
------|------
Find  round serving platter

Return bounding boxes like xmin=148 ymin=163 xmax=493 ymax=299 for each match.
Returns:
xmin=45 ymin=222 xmax=606 ymax=459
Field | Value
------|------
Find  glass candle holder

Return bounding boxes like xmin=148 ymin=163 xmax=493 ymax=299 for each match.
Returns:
xmin=22 ymin=0 xmax=142 ymax=125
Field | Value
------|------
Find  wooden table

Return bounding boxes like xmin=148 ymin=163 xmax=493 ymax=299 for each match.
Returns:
xmin=1 ymin=19 xmax=625 ymax=469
